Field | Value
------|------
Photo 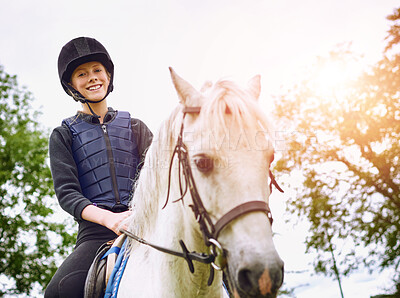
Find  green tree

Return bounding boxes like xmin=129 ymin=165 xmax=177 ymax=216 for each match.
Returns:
xmin=0 ymin=65 xmax=75 ymax=296
xmin=274 ymin=8 xmax=400 ymax=295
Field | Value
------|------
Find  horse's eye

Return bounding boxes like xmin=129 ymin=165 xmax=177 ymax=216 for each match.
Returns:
xmin=194 ymin=155 xmax=214 ymax=173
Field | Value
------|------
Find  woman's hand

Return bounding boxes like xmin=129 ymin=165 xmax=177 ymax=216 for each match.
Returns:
xmin=81 ymin=205 xmax=132 ymax=235
xmin=102 ymin=210 xmax=131 ymax=235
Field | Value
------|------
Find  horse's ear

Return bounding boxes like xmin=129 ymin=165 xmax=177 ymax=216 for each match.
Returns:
xmin=200 ymin=80 xmax=213 ymax=93
xmin=169 ymin=67 xmax=201 ymax=105
xmin=247 ymin=75 xmax=261 ymax=100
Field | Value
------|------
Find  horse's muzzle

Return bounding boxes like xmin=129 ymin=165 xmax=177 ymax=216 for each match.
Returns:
xmin=230 ymin=258 xmax=284 ymax=298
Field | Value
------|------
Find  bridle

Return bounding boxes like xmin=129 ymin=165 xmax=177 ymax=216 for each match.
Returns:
xmin=121 ymin=106 xmax=283 ymax=285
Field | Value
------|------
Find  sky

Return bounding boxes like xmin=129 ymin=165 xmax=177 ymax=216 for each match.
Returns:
xmin=0 ymin=0 xmax=399 ymax=297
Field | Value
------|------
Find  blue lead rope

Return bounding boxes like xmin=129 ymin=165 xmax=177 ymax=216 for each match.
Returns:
xmin=101 ymin=246 xmax=121 ymax=260
xmin=104 ymin=239 xmax=129 ymax=298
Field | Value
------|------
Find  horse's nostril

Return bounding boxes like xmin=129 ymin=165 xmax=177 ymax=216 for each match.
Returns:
xmin=237 ymin=268 xmax=258 ymax=294
xmin=236 ymin=263 xmax=283 ymax=296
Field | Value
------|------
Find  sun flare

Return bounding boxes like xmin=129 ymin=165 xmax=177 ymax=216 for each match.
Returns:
xmin=308 ymin=54 xmax=363 ymax=100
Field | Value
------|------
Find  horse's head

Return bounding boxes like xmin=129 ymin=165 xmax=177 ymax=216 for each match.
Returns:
xmin=169 ymin=68 xmax=284 ymax=297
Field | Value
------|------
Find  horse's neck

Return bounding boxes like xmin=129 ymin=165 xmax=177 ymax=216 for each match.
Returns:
xmin=122 ymin=138 xmax=222 ymax=296
xmin=148 ymin=198 xmax=221 ymax=296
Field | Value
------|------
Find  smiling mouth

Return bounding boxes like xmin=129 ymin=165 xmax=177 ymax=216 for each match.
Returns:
xmin=87 ymin=84 xmax=102 ymax=91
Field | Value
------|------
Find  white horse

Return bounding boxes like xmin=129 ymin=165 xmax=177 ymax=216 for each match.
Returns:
xmin=118 ymin=68 xmax=284 ymax=298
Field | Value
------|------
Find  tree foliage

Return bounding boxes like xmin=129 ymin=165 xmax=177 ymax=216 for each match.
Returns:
xmin=0 ymin=65 xmax=75 ymax=296
xmin=274 ymin=8 xmax=400 ymax=294
xmin=386 ymin=7 xmax=400 ymax=52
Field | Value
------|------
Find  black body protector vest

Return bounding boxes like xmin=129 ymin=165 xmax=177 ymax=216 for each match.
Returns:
xmin=63 ymin=111 xmax=140 ymax=211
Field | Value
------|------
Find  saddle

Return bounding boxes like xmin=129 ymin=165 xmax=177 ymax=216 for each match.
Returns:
xmin=84 ymin=234 xmax=127 ymax=298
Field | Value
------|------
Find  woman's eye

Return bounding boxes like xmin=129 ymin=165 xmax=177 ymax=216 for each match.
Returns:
xmin=77 ymin=72 xmax=85 ymax=77
xmin=194 ymin=155 xmax=214 ymax=173
xmin=94 ymin=69 xmax=102 ymax=73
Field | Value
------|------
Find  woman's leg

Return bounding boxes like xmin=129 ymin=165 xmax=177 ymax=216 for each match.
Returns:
xmin=44 ymin=221 xmax=117 ymax=298
xmin=44 ymin=239 xmax=105 ymax=298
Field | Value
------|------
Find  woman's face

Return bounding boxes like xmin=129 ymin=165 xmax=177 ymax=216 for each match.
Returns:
xmin=70 ymin=61 xmax=110 ymax=101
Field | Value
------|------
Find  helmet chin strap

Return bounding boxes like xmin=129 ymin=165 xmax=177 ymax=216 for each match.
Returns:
xmin=82 ymin=97 xmax=106 ymax=119
xmin=63 ymin=81 xmax=107 ymax=119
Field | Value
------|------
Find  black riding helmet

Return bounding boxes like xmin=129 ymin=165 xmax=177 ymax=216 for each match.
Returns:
xmin=58 ymin=37 xmax=114 ymax=114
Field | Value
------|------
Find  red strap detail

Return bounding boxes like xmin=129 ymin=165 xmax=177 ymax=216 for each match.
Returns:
xmin=183 ymin=106 xmax=201 ymax=114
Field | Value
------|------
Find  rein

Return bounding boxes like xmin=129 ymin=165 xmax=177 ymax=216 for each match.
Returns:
xmin=119 ymin=228 xmax=214 ymax=274
xmin=122 ymin=106 xmax=284 ymax=285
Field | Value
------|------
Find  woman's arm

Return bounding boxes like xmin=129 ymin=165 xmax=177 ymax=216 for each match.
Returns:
xmin=49 ymin=125 xmax=92 ymax=220
xmin=81 ymin=205 xmax=131 ymax=235
xmin=131 ymin=118 xmax=153 ymax=162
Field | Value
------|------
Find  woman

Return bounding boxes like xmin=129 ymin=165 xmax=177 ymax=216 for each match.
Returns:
xmin=45 ymin=37 xmax=152 ymax=298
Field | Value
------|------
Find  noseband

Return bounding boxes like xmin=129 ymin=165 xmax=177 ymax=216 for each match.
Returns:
xmin=122 ymin=106 xmax=283 ymax=285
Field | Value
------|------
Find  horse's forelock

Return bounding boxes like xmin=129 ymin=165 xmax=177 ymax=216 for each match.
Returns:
xmin=199 ymin=79 xmax=275 ymax=147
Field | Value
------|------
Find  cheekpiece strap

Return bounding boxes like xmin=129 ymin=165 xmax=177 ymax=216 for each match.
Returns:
xmin=182 ymin=106 xmax=201 ymax=114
